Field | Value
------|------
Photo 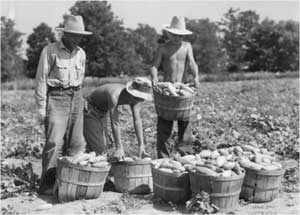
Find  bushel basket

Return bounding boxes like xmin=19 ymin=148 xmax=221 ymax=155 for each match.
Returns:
xmin=111 ymin=159 xmax=152 ymax=194
xmin=151 ymin=163 xmax=190 ymax=203
xmin=153 ymin=88 xmax=195 ymax=121
xmin=56 ymin=157 xmax=110 ymax=202
xmin=189 ymin=170 xmax=245 ymax=212
xmin=240 ymin=167 xmax=284 ymax=203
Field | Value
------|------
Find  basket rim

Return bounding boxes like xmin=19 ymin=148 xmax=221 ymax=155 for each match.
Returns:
xmin=151 ymin=165 xmax=188 ymax=177
xmin=111 ymin=159 xmax=152 ymax=166
xmin=153 ymin=87 xmax=195 ymax=99
xmin=243 ymin=166 xmax=284 ymax=175
xmin=189 ymin=169 xmax=245 ymax=181
xmin=57 ymin=157 xmax=111 ymax=172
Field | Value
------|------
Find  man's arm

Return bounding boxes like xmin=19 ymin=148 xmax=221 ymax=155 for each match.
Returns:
xmin=34 ymin=46 xmax=50 ymax=123
xmin=187 ymin=43 xmax=200 ymax=88
xmin=109 ymin=103 xmax=125 ymax=161
xmin=150 ymin=45 xmax=163 ymax=86
xmin=130 ymin=103 xmax=150 ymax=158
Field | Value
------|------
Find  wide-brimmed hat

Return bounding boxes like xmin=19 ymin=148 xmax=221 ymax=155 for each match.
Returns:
xmin=56 ymin=14 xmax=92 ymax=35
xmin=163 ymin=16 xmax=192 ymax=35
xmin=126 ymin=77 xmax=152 ymax=101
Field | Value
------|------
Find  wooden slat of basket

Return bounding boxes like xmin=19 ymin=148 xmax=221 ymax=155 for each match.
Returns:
xmin=155 ymin=104 xmax=194 ymax=111
xmin=86 ymin=171 xmax=103 ymax=198
xmin=68 ymin=168 xmax=80 ymax=201
xmin=153 ymin=182 xmax=186 ymax=191
xmin=76 ymin=170 xmax=89 ymax=199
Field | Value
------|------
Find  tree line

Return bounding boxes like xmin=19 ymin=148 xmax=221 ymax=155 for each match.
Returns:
xmin=1 ymin=1 xmax=299 ymax=82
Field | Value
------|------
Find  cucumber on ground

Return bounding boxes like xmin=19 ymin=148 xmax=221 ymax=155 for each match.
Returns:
xmin=218 ymin=148 xmax=230 ymax=156
xmin=199 ymin=150 xmax=212 ymax=158
xmin=241 ymin=145 xmax=260 ymax=153
xmin=211 ymin=150 xmax=220 ymax=159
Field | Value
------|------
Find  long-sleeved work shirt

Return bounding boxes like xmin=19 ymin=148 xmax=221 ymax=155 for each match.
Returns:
xmin=34 ymin=40 xmax=86 ymax=115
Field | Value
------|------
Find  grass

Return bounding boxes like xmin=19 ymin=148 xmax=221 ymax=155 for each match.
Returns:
xmin=1 ymin=77 xmax=299 ymax=160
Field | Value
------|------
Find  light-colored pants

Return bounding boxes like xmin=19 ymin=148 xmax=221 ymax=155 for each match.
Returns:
xmin=40 ymin=88 xmax=85 ymax=190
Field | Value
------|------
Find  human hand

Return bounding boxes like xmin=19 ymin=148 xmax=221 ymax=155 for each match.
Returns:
xmin=152 ymin=77 xmax=158 ymax=86
xmin=114 ymin=148 xmax=125 ymax=161
xmin=37 ymin=110 xmax=46 ymax=125
xmin=139 ymin=147 xmax=150 ymax=159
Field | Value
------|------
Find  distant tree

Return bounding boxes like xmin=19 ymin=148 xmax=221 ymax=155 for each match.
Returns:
xmin=185 ymin=18 xmax=226 ymax=74
xmin=219 ymin=8 xmax=260 ymax=72
xmin=245 ymin=19 xmax=299 ymax=72
xmin=26 ymin=23 xmax=56 ymax=78
xmin=68 ymin=1 xmax=144 ymax=77
xmin=1 ymin=16 xmax=24 ymax=82
xmin=131 ymin=24 xmax=158 ymax=65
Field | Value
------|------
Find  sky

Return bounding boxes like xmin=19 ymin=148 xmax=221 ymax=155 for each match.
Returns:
xmin=1 ymin=0 xmax=299 ymax=51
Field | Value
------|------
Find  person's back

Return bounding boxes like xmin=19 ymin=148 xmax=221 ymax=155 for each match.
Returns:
xmin=84 ymin=78 xmax=152 ymax=160
xmin=87 ymin=83 xmax=125 ymax=112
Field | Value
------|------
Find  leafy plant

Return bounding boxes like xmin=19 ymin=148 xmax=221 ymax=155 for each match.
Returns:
xmin=186 ymin=191 xmax=219 ymax=214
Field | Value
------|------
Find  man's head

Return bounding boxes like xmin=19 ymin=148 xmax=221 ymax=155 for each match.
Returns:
xmin=166 ymin=31 xmax=184 ymax=43
xmin=56 ymin=14 xmax=92 ymax=50
xmin=62 ymin=32 xmax=83 ymax=50
xmin=126 ymin=77 xmax=152 ymax=102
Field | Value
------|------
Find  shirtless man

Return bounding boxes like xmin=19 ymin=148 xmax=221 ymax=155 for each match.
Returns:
xmin=150 ymin=16 xmax=200 ymax=158
xmin=83 ymin=77 xmax=152 ymax=161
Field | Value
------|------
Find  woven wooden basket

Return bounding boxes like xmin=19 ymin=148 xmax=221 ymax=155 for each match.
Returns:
xmin=56 ymin=158 xmax=110 ymax=203
xmin=240 ymin=167 xmax=284 ymax=203
xmin=111 ymin=160 xmax=153 ymax=194
xmin=151 ymin=163 xmax=190 ymax=203
xmin=153 ymin=88 xmax=195 ymax=121
xmin=189 ymin=171 xmax=245 ymax=212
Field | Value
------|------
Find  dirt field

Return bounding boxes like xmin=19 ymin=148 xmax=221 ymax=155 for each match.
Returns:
xmin=1 ymin=78 xmax=299 ymax=214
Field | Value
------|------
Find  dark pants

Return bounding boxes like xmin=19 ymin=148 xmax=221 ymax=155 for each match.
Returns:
xmin=39 ymin=88 xmax=85 ymax=191
xmin=83 ymin=104 xmax=108 ymax=155
xmin=156 ymin=116 xmax=192 ymax=158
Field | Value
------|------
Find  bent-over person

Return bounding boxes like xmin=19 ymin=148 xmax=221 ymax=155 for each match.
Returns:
xmin=83 ymin=77 xmax=152 ymax=161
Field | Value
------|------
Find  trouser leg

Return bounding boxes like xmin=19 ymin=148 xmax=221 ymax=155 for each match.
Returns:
xmin=66 ymin=90 xmax=86 ymax=156
xmin=83 ymin=106 xmax=107 ymax=155
xmin=40 ymin=91 xmax=70 ymax=191
xmin=156 ymin=117 xmax=173 ymax=158
xmin=177 ymin=120 xmax=192 ymax=145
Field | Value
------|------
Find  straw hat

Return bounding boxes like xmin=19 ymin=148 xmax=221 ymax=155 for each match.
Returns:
xmin=126 ymin=77 xmax=152 ymax=101
xmin=163 ymin=16 xmax=192 ymax=35
xmin=56 ymin=14 xmax=92 ymax=35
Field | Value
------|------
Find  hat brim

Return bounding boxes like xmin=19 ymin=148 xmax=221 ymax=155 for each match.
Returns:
xmin=126 ymin=82 xmax=153 ymax=101
xmin=56 ymin=27 xmax=93 ymax=35
xmin=163 ymin=24 xmax=192 ymax=35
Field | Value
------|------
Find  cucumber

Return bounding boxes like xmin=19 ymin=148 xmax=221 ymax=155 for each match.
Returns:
xmin=196 ymin=166 xmax=219 ymax=177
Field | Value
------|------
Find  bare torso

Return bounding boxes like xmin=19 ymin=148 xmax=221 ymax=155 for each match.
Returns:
xmin=161 ymin=41 xmax=189 ymax=83
xmin=88 ymin=83 xmax=125 ymax=111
